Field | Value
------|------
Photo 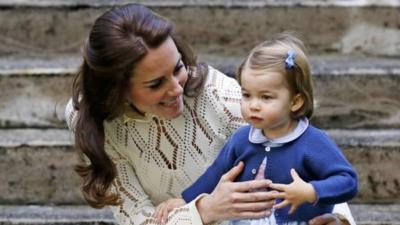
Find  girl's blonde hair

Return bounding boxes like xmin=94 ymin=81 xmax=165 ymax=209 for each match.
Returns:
xmin=237 ymin=33 xmax=314 ymax=119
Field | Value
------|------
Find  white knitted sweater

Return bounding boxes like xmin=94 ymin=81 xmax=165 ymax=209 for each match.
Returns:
xmin=66 ymin=67 xmax=243 ymax=225
xmin=65 ymin=67 xmax=354 ymax=225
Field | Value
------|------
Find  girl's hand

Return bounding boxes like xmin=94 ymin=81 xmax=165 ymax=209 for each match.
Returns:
xmin=153 ymin=198 xmax=186 ymax=223
xmin=269 ymin=168 xmax=317 ymax=214
xmin=196 ymin=162 xmax=276 ymax=224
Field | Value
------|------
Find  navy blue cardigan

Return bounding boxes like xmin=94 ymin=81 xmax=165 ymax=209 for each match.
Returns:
xmin=182 ymin=125 xmax=358 ymax=224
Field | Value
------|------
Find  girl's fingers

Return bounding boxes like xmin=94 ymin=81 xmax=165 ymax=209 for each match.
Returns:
xmin=273 ymin=199 xmax=290 ymax=209
xmin=290 ymin=168 xmax=301 ymax=181
xmin=269 ymin=183 xmax=287 ymax=191
xmin=269 ymin=192 xmax=286 ymax=199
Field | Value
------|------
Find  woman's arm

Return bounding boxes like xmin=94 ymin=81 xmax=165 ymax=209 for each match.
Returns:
xmin=105 ymin=140 xmax=207 ymax=225
xmin=66 ymin=99 xmax=207 ymax=225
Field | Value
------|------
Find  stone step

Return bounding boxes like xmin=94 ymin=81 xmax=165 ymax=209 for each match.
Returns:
xmin=0 ymin=205 xmax=113 ymax=225
xmin=0 ymin=128 xmax=399 ymax=205
xmin=0 ymin=1 xmax=399 ymax=57
xmin=1 ymin=0 xmax=399 ymax=7
xmin=0 ymin=204 xmax=399 ymax=225
xmin=1 ymin=55 xmax=399 ymax=129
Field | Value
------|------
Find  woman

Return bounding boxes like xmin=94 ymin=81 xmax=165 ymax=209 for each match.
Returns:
xmin=66 ymin=3 xmax=355 ymax=225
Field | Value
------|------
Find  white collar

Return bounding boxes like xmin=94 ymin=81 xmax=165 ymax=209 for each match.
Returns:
xmin=248 ymin=117 xmax=309 ymax=147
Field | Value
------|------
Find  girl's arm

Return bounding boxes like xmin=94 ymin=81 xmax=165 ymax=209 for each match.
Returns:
xmin=305 ymin=135 xmax=358 ymax=204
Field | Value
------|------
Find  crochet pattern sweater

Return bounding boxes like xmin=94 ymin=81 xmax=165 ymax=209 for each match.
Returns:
xmin=65 ymin=67 xmax=356 ymax=225
xmin=66 ymin=67 xmax=244 ymax=225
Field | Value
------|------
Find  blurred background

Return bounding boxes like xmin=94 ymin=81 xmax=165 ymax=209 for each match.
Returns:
xmin=0 ymin=0 xmax=399 ymax=224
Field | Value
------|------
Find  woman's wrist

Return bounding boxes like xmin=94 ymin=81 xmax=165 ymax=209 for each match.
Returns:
xmin=195 ymin=194 xmax=215 ymax=224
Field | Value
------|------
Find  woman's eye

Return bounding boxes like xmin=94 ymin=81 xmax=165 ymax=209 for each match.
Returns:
xmin=242 ymin=93 xmax=250 ymax=98
xmin=148 ymin=79 xmax=163 ymax=89
xmin=174 ymin=64 xmax=184 ymax=75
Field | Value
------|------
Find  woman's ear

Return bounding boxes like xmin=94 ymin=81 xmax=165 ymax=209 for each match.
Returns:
xmin=291 ymin=93 xmax=304 ymax=112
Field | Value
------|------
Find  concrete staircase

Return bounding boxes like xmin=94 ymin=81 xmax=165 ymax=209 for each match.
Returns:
xmin=1 ymin=0 xmax=399 ymax=224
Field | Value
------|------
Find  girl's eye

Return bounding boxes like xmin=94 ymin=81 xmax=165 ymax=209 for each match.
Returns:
xmin=242 ymin=93 xmax=250 ymax=98
xmin=262 ymin=95 xmax=272 ymax=100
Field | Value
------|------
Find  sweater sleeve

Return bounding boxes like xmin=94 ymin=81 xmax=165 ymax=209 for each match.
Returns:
xmin=105 ymin=139 xmax=204 ymax=225
xmin=305 ymin=130 xmax=358 ymax=204
xmin=182 ymin=134 xmax=237 ymax=202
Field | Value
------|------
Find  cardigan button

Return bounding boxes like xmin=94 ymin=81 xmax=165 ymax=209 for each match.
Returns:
xmin=251 ymin=169 xmax=257 ymax=174
xmin=265 ymin=146 xmax=271 ymax=152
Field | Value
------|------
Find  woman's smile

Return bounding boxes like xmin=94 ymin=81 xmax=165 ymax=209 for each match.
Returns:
xmin=160 ymin=95 xmax=182 ymax=109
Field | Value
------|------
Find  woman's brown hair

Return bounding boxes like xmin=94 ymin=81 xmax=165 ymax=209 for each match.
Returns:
xmin=71 ymin=3 xmax=208 ymax=208
xmin=237 ymin=33 xmax=314 ymax=119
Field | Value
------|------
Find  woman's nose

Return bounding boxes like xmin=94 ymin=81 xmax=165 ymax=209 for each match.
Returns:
xmin=167 ymin=76 xmax=183 ymax=96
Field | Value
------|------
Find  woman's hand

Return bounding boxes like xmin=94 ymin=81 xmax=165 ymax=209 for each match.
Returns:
xmin=153 ymin=198 xmax=186 ymax=223
xmin=196 ymin=162 xmax=275 ymax=224
xmin=309 ymin=213 xmax=350 ymax=225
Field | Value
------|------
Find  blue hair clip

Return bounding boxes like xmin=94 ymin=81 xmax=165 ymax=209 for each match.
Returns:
xmin=285 ymin=50 xmax=296 ymax=69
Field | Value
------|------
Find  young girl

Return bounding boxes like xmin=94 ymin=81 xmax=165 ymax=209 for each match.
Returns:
xmin=154 ymin=33 xmax=358 ymax=225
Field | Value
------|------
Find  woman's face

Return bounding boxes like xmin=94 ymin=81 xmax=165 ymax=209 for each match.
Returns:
xmin=128 ymin=37 xmax=188 ymax=119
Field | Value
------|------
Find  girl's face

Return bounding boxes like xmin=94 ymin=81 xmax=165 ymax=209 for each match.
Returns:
xmin=240 ymin=68 xmax=300 ymax=139
xmin=128 ymin=37 xmax=188 ymax=119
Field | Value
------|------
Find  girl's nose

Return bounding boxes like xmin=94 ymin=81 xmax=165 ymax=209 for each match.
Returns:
xmin=249 ymin=99 xmax=261 ymax=111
